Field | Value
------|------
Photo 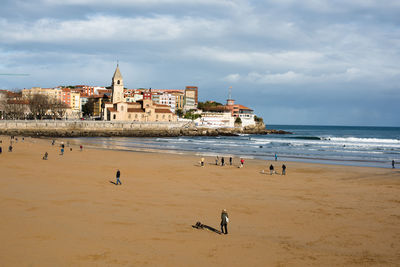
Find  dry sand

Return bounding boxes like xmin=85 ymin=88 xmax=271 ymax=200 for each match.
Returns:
xmin=0 ymin=135 xmax=399 ymax=266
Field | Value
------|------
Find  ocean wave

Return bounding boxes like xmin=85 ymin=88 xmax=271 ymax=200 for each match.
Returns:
xmin=286 ymin=136 xmax=322 ymax=140
xmin=324 ymin=137 xmax=400 ymax=144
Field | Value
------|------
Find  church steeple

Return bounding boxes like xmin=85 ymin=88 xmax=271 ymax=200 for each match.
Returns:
xmin=112 ymin=64 xmax=123 ymax=83
xmin=111 ymin=64 xmax=124 ymax=104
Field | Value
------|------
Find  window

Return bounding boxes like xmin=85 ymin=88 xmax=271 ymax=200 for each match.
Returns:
xmin=128 ymin=114 xmax=131 ymax=119
xmin=156 ymin=115 xmax=159 ymax=119
xmin=162 ymin=115 xmax=165 ymax=119
xmin=113 ymin=114 xmax=116 ymax=119
xmin=121 ymin=106 xmax=124 ymax=111
xmin=135 ymin=114 xmax=138 ymax=118
xmin=117 ymin=80 xmax=120 ymax=85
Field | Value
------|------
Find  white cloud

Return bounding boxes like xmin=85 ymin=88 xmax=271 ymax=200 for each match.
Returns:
xmin=43 ymin=0 xmax=231 ymax=5
xmin=223 ymin=73 xmax=241 ymax=83
xmin=224 ymin=67 xmax=377 ymax=85
xmin=185 ymin=47 xmax=324 ymax=68
xmin=0 ymin=15 xmax=227 ymax=43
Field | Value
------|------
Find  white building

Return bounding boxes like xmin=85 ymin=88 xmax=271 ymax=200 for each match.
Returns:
xmin=195 ymin=111 xmax=235 ymax=128
xmin=159 ymin=93 xmax=176 ymax=113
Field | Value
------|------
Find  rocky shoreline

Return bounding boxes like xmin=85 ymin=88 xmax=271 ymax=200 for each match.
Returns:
xmin=0 ymin=120 xmax=291 ymax=137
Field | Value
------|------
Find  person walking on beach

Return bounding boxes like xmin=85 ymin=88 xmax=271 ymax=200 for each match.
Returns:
xmin=0 ymin=146 xmax=2 ymax=154
xmin=220 ymin=209 xmax=229 ymax=234
xmin=200 ymin=157 xmax=205 ymax=167
xmin=269 ymin=164 xmax=275 ymax=175
xmin=216 ymin=156 xmax=219 ymax=165
xmin=240 ymin=158 xmax=244 ymax=168
xmin=392 ymin=160 xmax=395 ymax=169
xmin=60 ymin=147 xmax=64 ymax=155
xmin=229 ymin=156 xmax=232 ymax=165
xmin=274 ymin=153 xmax=278 ymax=161
xmin=282 ymin=164 xmax=286 ymax=175
xmin=80 ymin=145 xmax=83 ymax=151
xmin=116 ymin=169 xmax=122 ymax=185
xmin=43 ymin=152 xmax=48 ymax=160
xmin=221 ymin=157 xmax=225 ymax=166
xmin=8 ymin=145 xmax=12 ymax=152
xmin=52 ymin=140 xmax=55 ymax=146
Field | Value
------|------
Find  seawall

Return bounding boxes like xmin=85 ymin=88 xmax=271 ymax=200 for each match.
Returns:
xmin=0 ymin=120 xmax=289 ymax=137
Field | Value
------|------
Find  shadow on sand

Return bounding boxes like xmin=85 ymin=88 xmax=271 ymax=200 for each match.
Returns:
xmin=192 ymin=221 xmax=222 ymax=235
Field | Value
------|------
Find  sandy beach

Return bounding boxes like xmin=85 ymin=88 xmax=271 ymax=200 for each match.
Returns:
xmin=0 ymin=135 xmax=399 ymax=266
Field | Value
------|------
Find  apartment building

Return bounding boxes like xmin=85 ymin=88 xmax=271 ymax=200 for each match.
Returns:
xmin=184 ymin=86 xmax=198 ymax=111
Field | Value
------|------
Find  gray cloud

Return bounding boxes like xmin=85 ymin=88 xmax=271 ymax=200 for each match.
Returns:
xmin=0 ymin=0 xmax=399 ymax=126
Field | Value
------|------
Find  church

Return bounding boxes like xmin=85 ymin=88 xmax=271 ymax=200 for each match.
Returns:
xmin=103 ymin=65 xmax=177 ymax=122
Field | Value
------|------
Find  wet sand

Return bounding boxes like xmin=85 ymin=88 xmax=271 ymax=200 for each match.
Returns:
xmin=0 ymin=136 xmax=399 ymax=266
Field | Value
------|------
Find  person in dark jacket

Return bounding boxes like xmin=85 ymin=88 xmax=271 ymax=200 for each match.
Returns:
xmin=269 ymin=164 xmax=274 ymax=175
xmin=229 ymin=157 xmax=232 ymax=165
xmin=282 ymin=164 xmax=286 ymax=175
xmin=116 ymin=169 xmax=121 ymax=185
xmin=220 ymin=209 xmax=229 ymax=234
xmin=221 ymin=157 xmax=225 ymax=166
xmin=392 ymin=160 xmax=395 ymax=169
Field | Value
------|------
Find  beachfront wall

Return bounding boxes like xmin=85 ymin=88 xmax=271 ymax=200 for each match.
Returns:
xmin=0 ymin=119 xmax=269 ymax=137
xmin=0 ymin=120 xmax=190 ymax=137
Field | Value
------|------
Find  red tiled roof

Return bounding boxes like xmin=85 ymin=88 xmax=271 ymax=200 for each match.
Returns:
xmin=237 ymin=104 xmax=253 ymax=110
xmin=90 ymin=94 xmax=105 ymax=99
xmin=155 ymin=104 xmax=170 ymax=108
xmin=155 ymin=109 xmax=173 ymax=114
xmin=7 ymin=99 xmax=29 ymax=105
xmin=107 ymin=107 xmax=117 ymax=112
xmin=127 ymin=108 xmax=145 ymax=113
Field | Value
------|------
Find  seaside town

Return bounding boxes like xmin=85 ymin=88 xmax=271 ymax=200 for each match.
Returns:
xmin=0 ymin=65 xmax=260 ymax=129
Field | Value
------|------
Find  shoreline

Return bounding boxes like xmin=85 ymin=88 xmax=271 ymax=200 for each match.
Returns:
xmin=60 ymin=136 xmax=395 ymax=169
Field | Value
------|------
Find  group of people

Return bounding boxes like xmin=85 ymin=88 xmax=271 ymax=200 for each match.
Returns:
xmin=200 ymin=156 xmax=245 ymax=168
xmin=214 ymin=156 xmax=234 ymax=166
xmin=41 ymin=140 xmax=84 ymax=160
xmin=267 ymin=163 xmax=286 ymax=175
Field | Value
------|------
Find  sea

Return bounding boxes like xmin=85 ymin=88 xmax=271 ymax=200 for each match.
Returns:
xmin=74 ymin=125 xmax=400 ymax=168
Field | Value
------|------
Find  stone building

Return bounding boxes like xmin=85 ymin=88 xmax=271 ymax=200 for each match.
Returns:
xmin=103 ymin=65 xmax=177 ymax=122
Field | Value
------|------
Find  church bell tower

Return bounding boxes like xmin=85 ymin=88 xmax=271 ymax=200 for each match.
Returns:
xmin=111 ymin=64 xmax=124 ymax=104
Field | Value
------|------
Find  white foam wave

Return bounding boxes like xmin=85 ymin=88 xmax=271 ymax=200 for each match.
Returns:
xmin=325 ymin=137 xmax=400 ymax=144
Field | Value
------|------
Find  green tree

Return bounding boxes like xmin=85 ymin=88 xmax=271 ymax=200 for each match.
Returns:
xmin=235 ymin=117 xmax=242 ymax=125
xmin=254 ymin=115 xmax=263 ymax=123
xmin=28 ymin=94 xmax=52 ymax=119
xmin=197 ymin=101 xmax=224 ymax=111
xmin=184 ymin=111 xmax=201 ymax=120
xmin=176 ymin=108 xmax=184 ymax=117
xmin=82 ymin=98 xmax=95 ymax=117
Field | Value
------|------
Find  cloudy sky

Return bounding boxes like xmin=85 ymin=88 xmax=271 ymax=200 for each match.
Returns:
xmin=1 ymin=0 xmax=399 ymax=126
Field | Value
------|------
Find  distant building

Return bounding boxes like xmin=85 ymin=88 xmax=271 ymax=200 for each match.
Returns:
xmin=196 ymin=98 xmax=256 ymax=128
xmin=103 ymin=65 xmax=177 ymax=122
xmin=159 ymin=93 xmax=176 ymax=113
xmin=195 ymin=111 xmax=234 ymax=128
xmin=184 ymin=86 xmax=198 ymax=111
xmin=225 ymin=99 xmax=255 ymax=127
